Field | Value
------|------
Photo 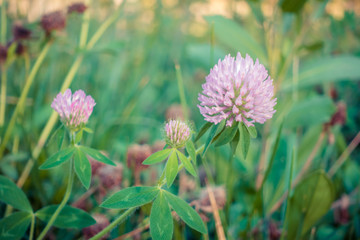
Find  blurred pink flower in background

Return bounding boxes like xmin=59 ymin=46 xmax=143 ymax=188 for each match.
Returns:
xmin=198 ymin=53 xmax=277 ymax=127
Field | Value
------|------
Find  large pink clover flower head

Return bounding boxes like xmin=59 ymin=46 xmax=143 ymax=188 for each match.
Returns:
xmin=51 ymin=89 xmax=96 ymax=131
xmin=165 ymin=119 xmax=191 ymax=148
xmin=198 ymin=53 xmax=277 ymax=127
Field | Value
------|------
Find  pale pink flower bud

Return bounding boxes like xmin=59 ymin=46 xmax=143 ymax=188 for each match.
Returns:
xmin=51 ymin=89 xmax=95 ymax=131
xmin=198 ymin=53 xmax=277 ymax=127
xmin=165 ymin=119 xmax=191 ymax=148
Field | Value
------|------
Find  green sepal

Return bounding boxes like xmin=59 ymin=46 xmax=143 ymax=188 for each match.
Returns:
xmin=74 ymin=130 xmax=83 ymax=144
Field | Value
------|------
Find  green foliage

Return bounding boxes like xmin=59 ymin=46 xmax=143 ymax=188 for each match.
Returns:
xmin=203 ymin=121 xmax=224 ymax=156
xmin=176 ymin=150 xmax=197 ymax=176
xmin=204 ymin=15 xmax=268 ymax=65
xmin=0 ymin=211 xmax=32 ymax=240
xmin=74 ymin=129 xmax=83 ymax=144
xmin=185 ymin=140 xmax=196 ymax=162
xmin=246 ymin=125 xmax=257 ymax=139
xmin=0 ymin=176 xmax=32 ymax=213
xmin=230 ymin=129 xmax=240 ymax=156
xmin=164 ymin=191 xmax=207 ymax=234
xmin=281 ymin=55 xmax=360 ymax=91
xmin=285 ymin=96 xmax=336 ymax=128
xmin=287 ymin=171 xmax=334 ymax=238
xmin=36 ymin=205 xmax=96 ymax=229
xmin=165 ymin=150 xmax=179 ymax=187
xmin=150 ymin=192 xmax=173 ymax=240
xmin=143 ymin=149 xmax=172 ymax=165
xmin=79 ymin=146 xmax=115 ymax=166
xmin=214 ymin=122 xmax=239 ymax=147
xmin=239 ymin=123 xmax=251 ymax=160
xmin=280 ymin=0 xmax=308 ymax=13
xmin=39 ymin=147 xmax=76 ymax=170
xmin=74 ymin=147 xmax=92 ymax=189
xmin=101 ymin=186 xmax=159 ymax=209
xmin=194 ymin=122 xmax=212 ymax=142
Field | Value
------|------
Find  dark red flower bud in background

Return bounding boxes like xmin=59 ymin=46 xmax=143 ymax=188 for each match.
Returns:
xmin=41 ymin=11 xmax=66 ymax=35
xmin=127 ymin=144 xmax=152 ymax=185
xmin=83 ymin=214 xmax=110 ymax=240
xmin=68 ymin=2 xmax=87 ymax=14
xmin=13 ymin=24 xmax=32 ymax=41
xmin=165 ymin=104 xmax=189 ymax=120
xmin=330 ymin=102 xmax=347 ymax=126
xmin=0 ymin=45 xmax=7 ymax=64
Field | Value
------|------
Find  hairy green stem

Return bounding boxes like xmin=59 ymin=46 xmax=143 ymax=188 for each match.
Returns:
xmin=37 ymin=159 xmax=75 ymax=240
xmin=90 ymin=207 xmax=137 ymax=240
xmin=0 ymin=40 xmax=52 ymax=159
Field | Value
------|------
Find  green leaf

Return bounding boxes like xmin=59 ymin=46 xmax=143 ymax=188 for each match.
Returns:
xmin=214 ymin=122 xmax=239 ymax=147
xmin=46 ymin=124 xmax=64 ymax=148
xmin=203 ymin=121 xmax=224 ymax=156
xmin=0 ymin=176 xmax=32 ymax=213
xmin=287 ymin=171 xmax=334 ymax=238
xmin=246 ymin=125 xmax=257 ymax=138
xmin=285 ymin=96 xmax=336 ymax=128
xmin=150 ymin=192 xmax=173 ymax=240
xmin=36 ymin=205 xmax=96 ymax=229
xmin=101 ymin=186 xmax=159 ymax=209
xmin=143 ymin=149 xmax=172 ymax=165
xmin=194 ymin=122 xmax=212 ymax=142
xmin=0 ymin=211 xmax=32 ymax=240
xmin=79 ymin=146 xmax=116 ymax=166
xmin=83 ymin=127 xmax=93 ymax=133
xmin=176 ymin=150 xmax=197 ymax=177
xmin=185 ymin=140 xmax=196 ymax=162
xmin=164 ymin=191 xmax=207 ymax=234
xmin=239 ymin=123 xmax=250 ymax=160
xmin=57 ymin=127 xmax=65 ymax=149
xmin=165 ymin=151 xmax=179 ymax=188
xmin=74 ymin=148 xmax=92 ymax=189
xmin=204 ymin=15 xmax=267 ymax=65
xmin=230 ymin=129 xmax=240 ymax=156
xmin=281 ymin=55 xmax=360 ymax=91
xmin=280 ymin=0 xmax=308 ymax=13
xmin=74 ymin=130 xmax=83 ymax=144
xmin=39 ymin=147 xmax=75 ymax=170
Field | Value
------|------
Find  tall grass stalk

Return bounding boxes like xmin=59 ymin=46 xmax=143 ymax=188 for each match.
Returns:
xmin=0 ymin=40 xmax=52 ymax=158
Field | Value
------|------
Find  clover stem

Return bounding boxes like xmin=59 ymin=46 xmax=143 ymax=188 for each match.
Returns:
xmin=90 ymin=207 xmax=137 ymax=240
xmin=37 ymin=159 xmax=75 ymax=240
xmin=29 ymin=213 xmax=36 ymax=240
